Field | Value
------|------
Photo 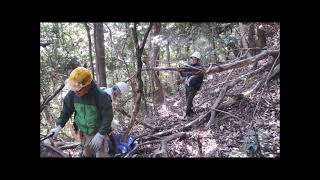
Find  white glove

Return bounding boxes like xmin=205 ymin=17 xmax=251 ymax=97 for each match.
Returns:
xmin=185 ymin=76 xmax=193 ymax=86
xmin=50 ymin=125 xmax=62 ymax=139
xmin=89 ymin=133 xmax=105 ymax=152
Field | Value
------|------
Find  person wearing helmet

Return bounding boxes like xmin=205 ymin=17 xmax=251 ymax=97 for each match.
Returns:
xmin=49 ymin=67 xmax=114 ymax=157
xmin=100 ymin=82 xmax=128 ymax=102
xmin=178 ymin=51 xmax=204 ymax=118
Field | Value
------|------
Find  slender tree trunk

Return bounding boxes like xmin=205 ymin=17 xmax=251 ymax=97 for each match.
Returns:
xmin=43 ymin=106 xmax=53 ymax=125
xmin=146 ymin=31 xmax=156 ymax=103
xmin=166 ymin=41 xmax=170 ymax=67
xmin=84 ymin=23 xmax=95 ymax=80
xmin=257 ymin=25 xmax=267 ymax=49
xmin=94 ymin=23 xmax=107 ymax=87
xmin=248 ymin=23 xmax=256 ymax=54
xmin=93 ymin=24 xmax=99 ymax=84
xmin=248 ymin=23 xmax=257 ymax=69
xmin=106 ymin=24 xmax=115 ymax=85
xmin=124 ymin=23 xmax=153 ymax=140
xmin=254 ymin=25 xmax=268 ymax=68
xmin=185 ymin=45 xmax=190 ymax=59
xmin=151 ymin=23 xmax=164 ymax=104
xmin=239 ymin=23 xmax=251 ymax=58
xmin=166 ymin=41 xmax=171 ymax=92
xmin=143 ymin=75 xmax=148 ymax=115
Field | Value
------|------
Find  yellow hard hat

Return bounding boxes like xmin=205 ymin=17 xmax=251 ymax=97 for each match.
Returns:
xmin=65 ymin=67 xmax=93 ymax=91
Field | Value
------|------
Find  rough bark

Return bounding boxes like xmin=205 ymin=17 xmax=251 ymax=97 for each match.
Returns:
xmin=94 ymin=23 xmax=107 ymax=87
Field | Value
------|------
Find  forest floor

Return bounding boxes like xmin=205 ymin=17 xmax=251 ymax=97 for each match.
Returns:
xmin=44 ymin=62 xmax=280 ymax=158
xmin=116 ymin=63 xmax=280 ymax=158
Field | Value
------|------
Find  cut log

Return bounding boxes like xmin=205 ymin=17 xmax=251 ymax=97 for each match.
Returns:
xmin=59 ymin=143 xmax=81 ymax=150
xmin=206 ymin=50 xmax=278 ymax=74
xmin=141 ymin=50 xmax=279 ymax=75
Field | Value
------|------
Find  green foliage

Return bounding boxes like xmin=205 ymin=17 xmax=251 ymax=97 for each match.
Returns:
xmin=41 ymin=22 xmax=280 ymax=128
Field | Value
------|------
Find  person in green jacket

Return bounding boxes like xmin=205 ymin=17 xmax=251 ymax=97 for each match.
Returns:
xmin=49 ymin=67 xmax=114 ymax=157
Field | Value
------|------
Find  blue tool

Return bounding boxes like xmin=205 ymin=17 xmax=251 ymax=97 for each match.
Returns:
xmin=108 ymin=133 xmax=138 ymax=155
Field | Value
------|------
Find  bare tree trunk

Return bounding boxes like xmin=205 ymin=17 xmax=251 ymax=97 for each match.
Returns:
xmin=123 ymin=23 xmax=153 ymax=141
xmin=248 ymin=23 xmax=256 ymax=55
xmin=166 ymin=41 xmax=171 ymax=92
xmin=93 ymin=24 xmax=99 ymax=84
xmin=211 ymin=23 xmax=216 ymax=50
xmin=84 ymin=23 xmax=95 ymax=80
xmin=256 ymin=25 xmax=267 ymax=53
xmin=212 ymin=23 xmax=221 ymax=63
xmin=166 ymin=41 xmax=170 ymax=66
xmin=121 ymin=23 xmax=137 ymax=99
xmin=94 ymin=23 xmax=107 ymax=87
xmin=185 ymin=45 xmax=190 ymax=59
xmin=239 ymin=23 xmax=252 ymax=58
xmin=257 ymin=27 xmax=267 ymax=48
xmin=143 ymin=75 xmax=149 ymax=115
xmin=106 ymin=24 xmax=115 ymax=85
xmin=248 ymin=23 xmax=257 ymax=69
xmin=151 ymin=23 xmax=164 ymax=104
xmin=176 ymin=47 xmax=179 ymax=61
xmin=106 ymin=24 xmax=113 ymax=61
xmin=146 ymin=31 xmax=156 ymax=106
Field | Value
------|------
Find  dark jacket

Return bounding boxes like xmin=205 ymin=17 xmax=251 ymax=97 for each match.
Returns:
xmin=180 ymin=63 xmax=204 ymax=91
xmin=56 ymin=81 xmax=113 ymax=136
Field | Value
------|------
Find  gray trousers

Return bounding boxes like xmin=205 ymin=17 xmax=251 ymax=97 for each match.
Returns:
xmin=185 ymin=86 xmax=198 ymax=116
xmin=79 ymin=132 xmax=110 ymax=157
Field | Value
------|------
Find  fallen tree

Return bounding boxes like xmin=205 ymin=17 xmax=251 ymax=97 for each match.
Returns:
xmin=59 ymin=143 xmax=81 ymax=150
xmin=141 ymin=50 xmax=279 ymax=75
